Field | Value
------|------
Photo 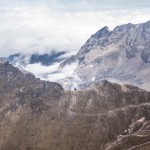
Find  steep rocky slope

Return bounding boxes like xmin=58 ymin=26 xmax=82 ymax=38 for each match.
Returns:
xmin=105 ymin=117 xmax=150 ymax=150
xmin=1 ymin=62 xmax=150 ymax=150
xmin=62 ymin=21 xmax=150 ymax=90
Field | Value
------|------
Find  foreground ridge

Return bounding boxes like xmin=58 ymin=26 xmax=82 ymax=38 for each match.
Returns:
xmin=0 ymin=63 xmax=150 ymax=150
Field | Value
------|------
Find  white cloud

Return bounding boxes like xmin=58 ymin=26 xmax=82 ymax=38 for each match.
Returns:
xmin=24 ymin=63 xmax=60 ymax=77
xmin=0 ymin=1 xmax=150 ymax=56
xmin=23 ymin=61 xmax=80 ymax=88
xmin=47 ymin=62 xmax=79 ymax=81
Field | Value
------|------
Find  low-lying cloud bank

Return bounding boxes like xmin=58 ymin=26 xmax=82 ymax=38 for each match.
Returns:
xmin=24 ymin=61 xmax=80 ymax=89
xmin=9 ymin=51 xmax=80 ymax=89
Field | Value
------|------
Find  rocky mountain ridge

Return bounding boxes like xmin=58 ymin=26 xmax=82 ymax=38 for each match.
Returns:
xmin=1 ymin=62 xmax=150 ymax=150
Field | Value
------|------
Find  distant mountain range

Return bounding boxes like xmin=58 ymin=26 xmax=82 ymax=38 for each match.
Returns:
xmin=2 ymin=51 xmax=66 ymax=67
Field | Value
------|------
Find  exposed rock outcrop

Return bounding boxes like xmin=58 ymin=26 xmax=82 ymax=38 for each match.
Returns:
xmin=105 ymin=117 xmax=150 ymax=150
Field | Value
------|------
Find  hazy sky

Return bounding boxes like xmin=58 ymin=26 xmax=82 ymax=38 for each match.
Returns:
xmin=0 ymin=0 xmax=150 ymax=56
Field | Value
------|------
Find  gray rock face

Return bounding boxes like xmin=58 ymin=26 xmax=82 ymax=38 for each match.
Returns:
xmin=60 ymin=55 xmax=77 ymax=66
xmin=0 ymin=58 xmax=6 ymax=64
xmin=77 ymin=26 xmax=110 ymax=57
xmin=62 ymin=20 xmax=150 ymax=90
xmin=141 ymin=49 xmax=150 ymax=63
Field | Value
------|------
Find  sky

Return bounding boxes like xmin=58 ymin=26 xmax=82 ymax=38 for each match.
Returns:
xmin=0 ymin=0 xmax=150 ymax=56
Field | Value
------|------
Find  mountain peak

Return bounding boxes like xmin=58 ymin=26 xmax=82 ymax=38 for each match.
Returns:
xmin=93 ymin=26 xmax=110 ymax=38
xmin=113 ymin=23 xmax=134 ymax=32
xmin=99 ymin=26 xmax=109 ymax=32
xmin=144 ymin=20 xmax=150 ymax=25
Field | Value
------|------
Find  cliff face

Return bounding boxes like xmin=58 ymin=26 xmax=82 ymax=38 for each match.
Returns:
xmin=1 ymin=63 xmax=150 ymax=150
xmin=61 ymin=21 xmax=150 ymax=90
